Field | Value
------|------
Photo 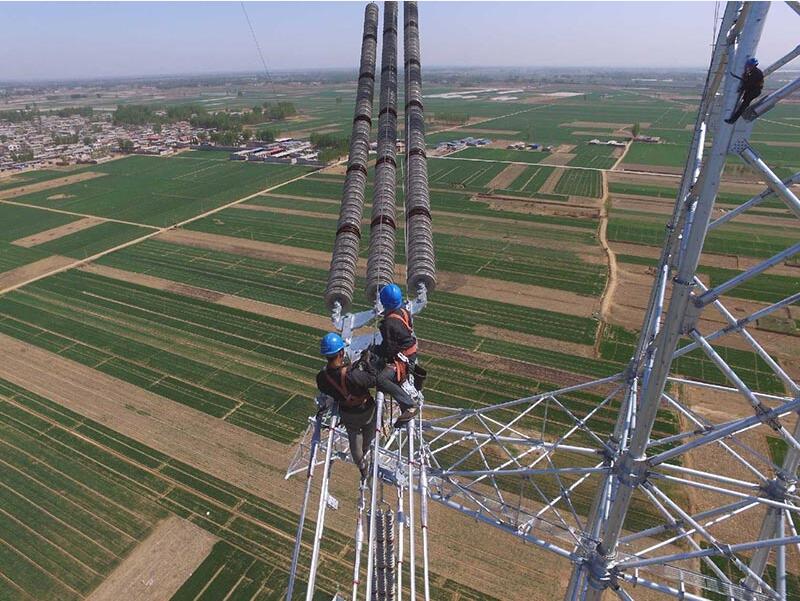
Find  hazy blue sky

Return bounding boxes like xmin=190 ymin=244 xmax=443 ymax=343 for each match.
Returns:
xmin=2 ymin=2 xmax=799 ymax=80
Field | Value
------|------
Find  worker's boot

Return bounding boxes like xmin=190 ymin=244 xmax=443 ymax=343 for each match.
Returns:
xmin=394 ymin=406 xmax=418 ymax=428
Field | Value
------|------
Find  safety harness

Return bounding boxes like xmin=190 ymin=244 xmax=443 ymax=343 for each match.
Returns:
xmin=387 ymin=308 xmax=418 ymax=382
xmin=324 ymin=366 xmax=370 ymax=409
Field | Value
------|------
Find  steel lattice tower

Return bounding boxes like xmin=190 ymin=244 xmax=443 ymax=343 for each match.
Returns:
xmin=288 ymin=2 xmax=800 ymax=599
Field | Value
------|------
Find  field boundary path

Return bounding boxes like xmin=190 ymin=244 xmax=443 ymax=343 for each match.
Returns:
xmin=0 ymin=165 xmax=324 ymax=296
xmin=86 ymin=516 xmax=216 ymax=601
xmin=596 ymin=170 xmax=618 ymax=326
xmin=612 ymin=140 xmax=633 ymax=170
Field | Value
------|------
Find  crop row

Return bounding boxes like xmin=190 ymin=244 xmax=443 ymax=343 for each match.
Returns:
xmin=185 ymin=208 xmax=607 ymax=296
xmin=427 ymin=157 xmax=507 ymax=189
xmin=0 ymin=269 xmax=628 ymax=441
xmin=553 ymin=169 xmax=603 ymax=198
xmin=568 ymin=144 xmax=618 ymax=169
xmin=87 ymin=242 xmax=691 ymax=444
xmin=252 ymin=195 xmax=596 ymax=247
xmin=102 ymin=239 xmax=599 ymax=342
xmin=504 ymin=165 xmax=554 ymax=193
xmin=608 ymin=212 xmax=797 ymax=259
xmin=12 ymin=155 xmax=313 ymax=227
xmin=275 ymin=177 xmax=598 ymax=230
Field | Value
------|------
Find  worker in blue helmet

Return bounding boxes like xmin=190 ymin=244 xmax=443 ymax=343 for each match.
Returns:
xmin=316 ymin=333 xmax=377 ymax=481
xmin=375 ymin=283 xmax=426 ymax=426
xmin=726 ymin=57 xmax=764 ymax=124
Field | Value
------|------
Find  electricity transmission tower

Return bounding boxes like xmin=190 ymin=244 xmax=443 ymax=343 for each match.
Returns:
xmin=287 ymin=2 xmax=800 ymax=599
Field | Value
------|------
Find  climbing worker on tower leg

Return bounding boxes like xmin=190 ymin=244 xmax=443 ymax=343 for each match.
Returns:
xmin=316 ymin=333 xmax=378 ymax=481
xmin=375 ymin=283 xmax=426 ymax=427
xmin=726 ymin=57 xmax=764 ymax=124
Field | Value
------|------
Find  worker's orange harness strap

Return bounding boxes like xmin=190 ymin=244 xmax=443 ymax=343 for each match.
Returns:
xmin=387 ymin=309 xmax=418 ymax=357
xmin=324 ymin=367 xmax=369 ymax=408
xmin=387 ymin=308 xmax=418 ymax=382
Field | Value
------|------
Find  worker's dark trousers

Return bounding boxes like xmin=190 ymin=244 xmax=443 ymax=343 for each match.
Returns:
xmin=341 ymin=407 xmax=376 ymax=479
xmin=377 ymin=365 xmax=417 ymax=411
xmin=728 ymin=90 xmax=760 ymax=123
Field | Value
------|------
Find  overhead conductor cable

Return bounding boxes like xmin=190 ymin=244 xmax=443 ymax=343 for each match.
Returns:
xmin=403 ymin=1 xmax=436 ymax=295
xmin=325 ymin=3 xmax=379 ymax=311
xmin=366 ymin=1 xmax=399 ymax=302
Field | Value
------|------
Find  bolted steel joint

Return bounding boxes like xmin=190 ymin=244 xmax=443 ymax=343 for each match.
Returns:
xmin=760 ymin=474 xmax=792 ymax=502
xmin=614 ymin=453 xmax=650 ymax=489
xmin=586 ymin=550 xmax=613 ymax=591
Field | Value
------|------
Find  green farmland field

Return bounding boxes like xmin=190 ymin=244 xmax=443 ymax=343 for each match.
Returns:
xmin=35 ymin=222 xmax=152 ymax=259
xmin=568 ymin=144 xmax=619 ymax=169
xmin=277 ymin=178 xmax=593 ymax=228
xmin=622 ymin=142 xmax=687 ymax=167
xmin=12 ymin=155 xmax=313 ymax=226
xmin=0 ymin=203 xmax=80 ymax=242
xmin=553 ymin=168 xmax=603 ymax=198
xmin=0 ymin=243 xmax=50 ymax=273
xmin=184 ymin=208 xmax=608 ymax=296
xmin=0 ymin=168 xmax=87 ymax=192
xmin=0 ymin=378 xmax=511 ymax=601
xmin=608 ymin=210 xmax=797 ymax=259
xmin=251 ymin=194 xmax=596 ymax=244
xmin=452 ymin=147 xmax=553 ymax=164
xmin=428 ymin=157 xmax=507 ymax=189
xmin=503 ymin=165 xmax=554 ymax=194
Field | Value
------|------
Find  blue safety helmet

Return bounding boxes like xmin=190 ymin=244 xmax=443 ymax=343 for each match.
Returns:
xmin=320 ymin=332 xmax=345 ymax=357
xmin=379 ymin=283 xmax=404 ymax=310
xmin=746 ymin=57 xmax=759 ymax=67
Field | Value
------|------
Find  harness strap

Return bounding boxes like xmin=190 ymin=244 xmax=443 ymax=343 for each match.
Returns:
xmin=324 ymin=367 xmax=368 ymax=408
xmin=387 ymin=309 xmax=418 ymax=356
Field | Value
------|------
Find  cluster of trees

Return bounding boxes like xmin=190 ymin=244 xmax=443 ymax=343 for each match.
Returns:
xmin=112 ymin=102 xmax=297 ymax=147
xmin=55 ymin=106 xmax=93 ymax=118
xmin=112 ymin=104 xmax=159 ymax=126
xmin=0 ymin=106 xmax=95 ymax=124
xmin=117 ymin=138 xmax=135 ymax=152
xmin=310 ymin=132 xmax=350 ymax=163
xmin=256 ymin=127 xmax=279 ymax=143
xmin=52 ymin=133 xmax=79 ymax=145
xmin=11 ymin=145 xmax=34 ymax=162
xmin=0 ymin=108 xmax=40 ymax=123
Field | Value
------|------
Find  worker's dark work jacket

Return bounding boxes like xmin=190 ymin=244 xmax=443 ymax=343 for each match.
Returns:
xmin=740 ymin=66 xmax=764 ymax=94
xmin=316 ymin=364 xmax=376 ymax=426
xmin=378 ymin=308 xmax=418 ymax=363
